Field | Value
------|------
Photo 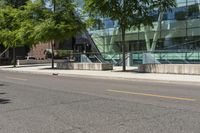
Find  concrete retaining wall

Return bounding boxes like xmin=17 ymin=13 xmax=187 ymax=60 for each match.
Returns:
xmin=138 ymin=64 xmax=200 ymax=75
xmin=57 ymin=62 xmax=113 ymax=71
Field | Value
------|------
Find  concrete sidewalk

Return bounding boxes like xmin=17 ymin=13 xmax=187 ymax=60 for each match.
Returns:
xmin=0 ymin=64 xmax=200 ymax=83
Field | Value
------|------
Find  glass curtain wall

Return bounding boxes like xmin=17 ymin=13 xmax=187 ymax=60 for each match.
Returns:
xmin=75 ymin=0 xmax=200 ymax=64
xmin=85 ymin=0 xmax=200 ymax=53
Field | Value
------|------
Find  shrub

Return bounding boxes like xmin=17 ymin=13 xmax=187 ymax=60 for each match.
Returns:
xmin=55 ymin=50 xmax=73 ymax=58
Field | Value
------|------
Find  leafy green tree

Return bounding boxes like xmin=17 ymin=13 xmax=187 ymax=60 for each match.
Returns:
xmin=0 ymin=0 xmax=29 ymax=67
xmin=29 ymin=0 xmax=85 ymax=68
xmin=0 ymin=0 xmax=28 ymax=8
xmin=84 ymin=0 xmax=176 ymax=71
xmin=0 ymin=0 xmax=85 ymax=68
xmin=0 ymin=6 xmax=21 ymax=66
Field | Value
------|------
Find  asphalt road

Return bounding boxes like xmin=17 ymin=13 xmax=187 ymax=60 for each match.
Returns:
xmin=0 ymin=70 xmax=200 ymax=133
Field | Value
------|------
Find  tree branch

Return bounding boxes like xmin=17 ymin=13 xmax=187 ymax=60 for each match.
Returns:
xmin=0 ymin=47 xmax=9 ymax=57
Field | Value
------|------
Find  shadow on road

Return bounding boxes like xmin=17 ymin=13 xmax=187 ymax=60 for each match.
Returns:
xmin=0 ymin=84 xmax=5 ymax=86
xmin=0 ymin=98 xmax=10 ymax=104
xmin=0 ymin=92 xmax=10 ymax=104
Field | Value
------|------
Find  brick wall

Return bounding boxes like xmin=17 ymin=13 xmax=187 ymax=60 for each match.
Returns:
xmin=28 ymin=43 xmax=51 ymax=59
xmin=28 ymin=40 xmax=72 ymax=60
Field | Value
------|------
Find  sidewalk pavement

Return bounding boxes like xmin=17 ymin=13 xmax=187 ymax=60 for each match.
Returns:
xmin=0 ymin=64 xmax=200 ymax=83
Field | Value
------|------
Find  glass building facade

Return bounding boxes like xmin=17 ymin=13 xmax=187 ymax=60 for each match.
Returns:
xmin=77 ymin=0 xmax=200 ymax=64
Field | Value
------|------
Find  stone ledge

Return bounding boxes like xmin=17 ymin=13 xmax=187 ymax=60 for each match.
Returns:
xmin=138 ymin=64 xmax=200 ymax=75
xmin=56 ymin=62 xmax=113 ymax=71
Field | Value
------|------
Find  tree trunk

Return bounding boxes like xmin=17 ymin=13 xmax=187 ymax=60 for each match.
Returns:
xmin=13 ymin=47 xmax=16 ymax=67
xmin=121 ymin=27 xmax=126 ymax=71
xmin=51 ymin=0 xmax=55 ymax=69
xmin=0 ymin=47 xmax=9 ymax=57
xmin=51 ymin=40 xmax=55 ymax=69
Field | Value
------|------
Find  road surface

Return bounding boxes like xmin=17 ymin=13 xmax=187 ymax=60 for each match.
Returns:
xmin=0 ymin=71 xmax=200 ymax=133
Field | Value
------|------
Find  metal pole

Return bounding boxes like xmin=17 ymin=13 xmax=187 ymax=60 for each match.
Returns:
xmin=186 ymin=0 xmax=188 ymax=39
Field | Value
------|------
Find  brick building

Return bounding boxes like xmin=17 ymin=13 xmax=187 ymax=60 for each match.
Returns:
xmin=28 ymin=42 xmax=51 ymax=60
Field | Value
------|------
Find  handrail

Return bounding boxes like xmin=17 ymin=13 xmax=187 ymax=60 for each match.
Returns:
xmin=85 ymin=32 xmax=104 ymax=63
xmin=115 ymin=53 xmax=130 ymax=66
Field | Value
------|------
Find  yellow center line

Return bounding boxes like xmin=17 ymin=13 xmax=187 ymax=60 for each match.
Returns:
xmin=6 ymin=76 xmax=27 ymax=81
xmin=106 ymin=89 xmax=196 ymax=102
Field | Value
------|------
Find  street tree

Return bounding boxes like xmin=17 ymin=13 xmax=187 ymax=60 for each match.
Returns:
xmin=0 ymin=6 xmax=23 ymax=66
xmin=0 ymin=0 xmax=29 ymax=66
xmin=29 ymin=0 xmax=85 ymax=68
xmin=84 ymin=0 xmax=176 ymax=71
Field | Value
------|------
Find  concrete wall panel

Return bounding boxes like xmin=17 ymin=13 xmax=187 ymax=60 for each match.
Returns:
xmin=139 ymin=64 xmax=200 ymax=75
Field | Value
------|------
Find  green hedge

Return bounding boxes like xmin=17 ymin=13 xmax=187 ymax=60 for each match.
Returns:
xmin=55 ymin=50 xmax=73 ymax=58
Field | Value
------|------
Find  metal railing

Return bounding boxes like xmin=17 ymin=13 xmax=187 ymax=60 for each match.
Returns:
xmin=131 ymin=50 xmax=200 ymax=65
xmin=52 ymin=50 xmax=200 ymax=66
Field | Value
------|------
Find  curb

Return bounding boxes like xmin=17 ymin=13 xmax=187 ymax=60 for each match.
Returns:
xmin=1 ymin=68 xmax=200 ymax=85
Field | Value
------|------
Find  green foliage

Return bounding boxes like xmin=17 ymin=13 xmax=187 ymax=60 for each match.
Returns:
xmin=55 ymin=50 xmax=73 ymax=58
xmin=84 ymin=0 xmax=176 ymax=29
xmin=29 ymin=0 xmax=85 ymax=68
xmin=0 ymin=0 xmax=85 ymax=49
xmin=44 ymin=50 xmax=73 ymax=58
xmin=85 ymin=17 xmax=104 ymax=30
xmin=0 ymin=0 xmax=85 ymax=68
xmin=0 ymin=0 xmax=33 ymax=49
xmin=0 ymin=0 xmax=29 ymax=8
xmin=0 ymin=6 xmax=22 ymax=48
xmin=30 ymin=0 xmax=85 ymax=45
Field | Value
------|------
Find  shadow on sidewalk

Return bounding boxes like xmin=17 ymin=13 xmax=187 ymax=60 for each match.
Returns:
xmin=18 ymin=64 xmax=51 ymax=68
xmin=0 ymin=64 xmax=50 ymax=69
xmin=40 ymin=67 xmax=57 ymax=70
xmin=112 ymin=69 xmax=139 ymax=73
